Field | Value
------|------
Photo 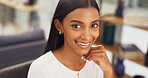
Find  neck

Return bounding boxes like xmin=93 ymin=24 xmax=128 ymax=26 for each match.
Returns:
xmin=53 ymin=44 xmax=85 ymax=69
xmin=60 ymin=45 xmax=84 ymax=65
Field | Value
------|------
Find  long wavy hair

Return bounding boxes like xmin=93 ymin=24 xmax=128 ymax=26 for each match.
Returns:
xmin=44 ymin=0 xmax=100 ymax=54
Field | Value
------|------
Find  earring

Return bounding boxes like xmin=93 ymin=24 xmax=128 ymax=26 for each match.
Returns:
xmin=59 ymin=31 xmax=63 ymax=35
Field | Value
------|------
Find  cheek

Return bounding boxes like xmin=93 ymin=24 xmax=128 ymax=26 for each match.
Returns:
xmin=94 ymin=33 xmax=99 ymax=41
xmin=92 ymin=29 xmax=99 ymax=39
xmin=64 ymin=30 xmax=80 ymax=40
xmin=96 ymin=31 xmax=100 ymax=38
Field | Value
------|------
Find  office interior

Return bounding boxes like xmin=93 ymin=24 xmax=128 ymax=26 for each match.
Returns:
xmin=0 ymin=0 xmax=148 ymax=78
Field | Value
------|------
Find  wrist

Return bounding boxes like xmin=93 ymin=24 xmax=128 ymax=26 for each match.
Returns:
xmin=104 ymin=67 xmax=113 ymax=78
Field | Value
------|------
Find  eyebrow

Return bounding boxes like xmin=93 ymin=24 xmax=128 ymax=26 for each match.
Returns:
xmin=70 ymin=19 xmax=100 ymax=24
xmin=70 ymin=20 xmax=83 ymax=24
xmin=91 ymin=19 xmax=100 ymax=23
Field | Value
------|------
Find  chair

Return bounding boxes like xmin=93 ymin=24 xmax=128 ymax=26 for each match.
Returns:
xmin=0 ymin=29 xmax=46 ymax=69
xmin=0 ymin=61 xmax=32 ymax=78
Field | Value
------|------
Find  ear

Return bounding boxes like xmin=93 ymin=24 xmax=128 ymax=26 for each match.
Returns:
xmin=54 ymin=19 xmax=63 ymax=32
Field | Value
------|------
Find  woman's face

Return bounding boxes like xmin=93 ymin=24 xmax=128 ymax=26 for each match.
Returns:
xmin=62 ymin=7 xmax=100 ymax=56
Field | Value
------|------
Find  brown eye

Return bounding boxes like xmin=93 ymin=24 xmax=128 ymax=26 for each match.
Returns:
xmin=72 ymin=24 xmax=81 ymax=28
xmin=91 ymin=24 xmax=98 ymax=28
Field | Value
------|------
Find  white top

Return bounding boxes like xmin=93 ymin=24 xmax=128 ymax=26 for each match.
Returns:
xmin=28 ymin=51 xmax=103 ymax=78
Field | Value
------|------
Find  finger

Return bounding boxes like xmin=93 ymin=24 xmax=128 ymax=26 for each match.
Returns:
xmin=92 ymin=44 xmax=103 ymax=48
xmin=83 ymin=51 xmax=90 ymax=58
xmin=90 ymin=47 xmax=105 ymax=53
xmin=94 ymin=60 xmax=100 ymax=66
xmin=82 ymin=46 xmax=105 ymax=60
xmin=85 ymin=52 xmax=105 ymax=60
xmin=85 ymin=49 xmax=106 ymax=60
xmin=83 ymin=45 xmax=105 ymax=57
xmin=90 ymin=49 xmax=106 ymax=53
xmin=85 ymin=52 xmax=104 ymax=58
xmin=85 ymin=49 xmax=106 ymax=58
xmin=88 ymin=55 xmax=104 ymax=62
xmin=91 ymin=45 xmax=104 ymax=50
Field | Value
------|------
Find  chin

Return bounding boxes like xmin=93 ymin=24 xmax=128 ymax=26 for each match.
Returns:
xmin=77 ymin=47 xmax=91 ymax=56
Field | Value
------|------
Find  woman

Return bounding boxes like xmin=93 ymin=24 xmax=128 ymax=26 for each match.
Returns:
xmin=28 ymin=0 xmax=113 ymax=78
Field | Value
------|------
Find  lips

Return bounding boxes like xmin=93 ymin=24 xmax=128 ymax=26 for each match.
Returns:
xmin=75 ymin=40 xmax=91 ymax=49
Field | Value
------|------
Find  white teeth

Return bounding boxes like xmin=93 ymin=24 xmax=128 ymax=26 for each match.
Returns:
xmin=77 ymin=42 xmax=90 ymax=46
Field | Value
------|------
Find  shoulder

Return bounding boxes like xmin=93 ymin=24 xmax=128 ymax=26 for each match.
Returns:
xmin=28 ymin=52 xmax=53 ymax=78
xmin=31 ymin=51 xmax=53 ymax=67
xmin=28 ymin=51 xmax=54 ymax=78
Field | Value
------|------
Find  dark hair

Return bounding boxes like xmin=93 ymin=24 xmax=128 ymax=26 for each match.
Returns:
xmin=44 ymin=0 xmax=100 ymax=54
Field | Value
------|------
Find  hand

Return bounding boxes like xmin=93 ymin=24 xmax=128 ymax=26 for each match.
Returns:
xmin=82 ymin=45 xmax=113 ymax=72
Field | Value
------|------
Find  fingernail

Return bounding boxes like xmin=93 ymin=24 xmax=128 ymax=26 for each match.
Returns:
xmin=81 ymin=56 xmax=84 ymax=59
xmin=84 ymin=58 xmax=87 ymax=61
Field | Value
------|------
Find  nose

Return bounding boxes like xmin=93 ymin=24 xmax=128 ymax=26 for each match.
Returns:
xmin=81 ymin=28 xmax=92 ymax=41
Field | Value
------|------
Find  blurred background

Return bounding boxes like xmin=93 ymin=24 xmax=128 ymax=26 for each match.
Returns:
xmin=0 ymin=0 xmax=148 ymax=78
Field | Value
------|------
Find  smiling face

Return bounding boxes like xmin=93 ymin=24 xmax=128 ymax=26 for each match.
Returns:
xmin=57 ymin=7 xmax=100 ymax=56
